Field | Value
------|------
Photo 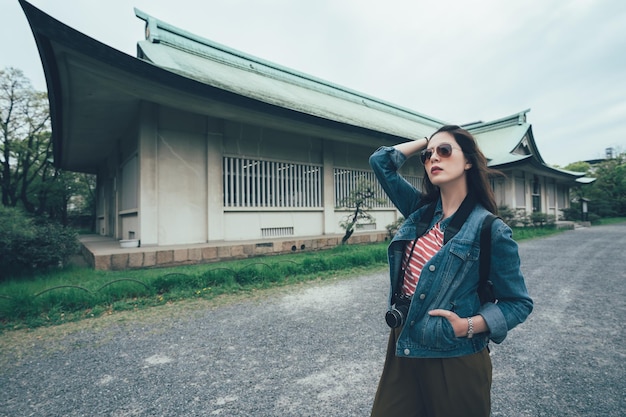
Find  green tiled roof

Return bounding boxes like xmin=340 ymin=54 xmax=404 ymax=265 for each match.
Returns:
xmin=135 ymin=8 xmax=444 ymax=140
xmin=133 ymin=9 xmax=588 ymax=183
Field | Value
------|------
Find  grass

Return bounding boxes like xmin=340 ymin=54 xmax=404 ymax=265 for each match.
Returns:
xmin=1 ymin=219 xmax=623 ymax=332
xmin=510 ymin=226 xmax=564 ymax=241
xmin=0 ymin=242 xmax=389 ymax=332
xmin=596 ymin=217 xmax=626 ymax=225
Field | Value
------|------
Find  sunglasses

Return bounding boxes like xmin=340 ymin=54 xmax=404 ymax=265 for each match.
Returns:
xmin=420 ymin=143 xmax=461 ymax=164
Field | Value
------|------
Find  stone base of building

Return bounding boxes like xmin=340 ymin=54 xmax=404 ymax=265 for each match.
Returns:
xmin=78 ymin=232 xmax=390 ymax=271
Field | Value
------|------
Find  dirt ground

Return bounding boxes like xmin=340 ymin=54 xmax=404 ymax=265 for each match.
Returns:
xmin=1 ymin=223 xmax=624 ymax=416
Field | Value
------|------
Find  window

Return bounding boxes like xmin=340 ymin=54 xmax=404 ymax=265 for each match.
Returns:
xmin=532 ymin=175 xmax=541 ymax=212
xmin=223 ymin=158 xmax=423 ymax=210
xmin=557 ymin=185 xmax=568 ymax=208
xmin=223 ymin=157 xmax=322 ymax=208
xmin=334 ymin=168 xmax=421 ymax=208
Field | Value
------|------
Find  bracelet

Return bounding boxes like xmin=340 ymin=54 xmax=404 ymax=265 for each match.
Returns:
xmin=466 ymin=317 xmax=474 ymax=339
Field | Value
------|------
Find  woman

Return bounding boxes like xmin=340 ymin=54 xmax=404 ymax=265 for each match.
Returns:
xmin=369 ymin=125 xmax=533 ymax=417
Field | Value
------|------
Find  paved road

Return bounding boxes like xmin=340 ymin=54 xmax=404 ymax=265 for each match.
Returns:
xmin=1 ymin=224 xmax=625 ymax=416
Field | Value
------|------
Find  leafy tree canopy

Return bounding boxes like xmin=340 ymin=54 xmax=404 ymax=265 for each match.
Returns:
xmin=1 ymin=67 xmax=95 ymax=226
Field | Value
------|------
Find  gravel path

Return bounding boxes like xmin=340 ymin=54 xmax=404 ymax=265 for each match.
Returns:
xmin=1 ymin=223 xmax=624 ymax=416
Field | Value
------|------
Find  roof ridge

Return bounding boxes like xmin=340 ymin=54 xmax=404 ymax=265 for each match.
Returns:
xmin=134 ymin=8 xmax=444 ymax=126
xmin=465 ymin=109 xmax=531 ymax=133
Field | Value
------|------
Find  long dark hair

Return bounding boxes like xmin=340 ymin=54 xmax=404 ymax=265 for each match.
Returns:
xmin=422 ymin=125 xmax=502 ymax=214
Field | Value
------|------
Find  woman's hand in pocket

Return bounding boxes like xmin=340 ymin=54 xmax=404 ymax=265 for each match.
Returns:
xmin=428 ymin=309 xmax=467 ymax=337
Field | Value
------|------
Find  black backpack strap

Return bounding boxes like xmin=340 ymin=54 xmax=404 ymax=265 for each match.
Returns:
xmin=478 ymin=214 xmax=498 ymax=304
xmin=443 ymin=193 xmax=477 ymax=244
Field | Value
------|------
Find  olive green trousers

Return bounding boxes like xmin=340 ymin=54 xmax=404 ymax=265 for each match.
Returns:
xmin=370 ymin=328 xmax=492 ymax=417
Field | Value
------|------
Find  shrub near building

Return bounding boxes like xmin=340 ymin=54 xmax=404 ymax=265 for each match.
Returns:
xmin=0 ymin=206 xmax=77 ymax=280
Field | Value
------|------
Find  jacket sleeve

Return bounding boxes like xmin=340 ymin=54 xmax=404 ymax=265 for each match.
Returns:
xmin=369 ymin=146 xmax=422 ymax=218
xmin=479 ymin=219 xmax=533 ymax=344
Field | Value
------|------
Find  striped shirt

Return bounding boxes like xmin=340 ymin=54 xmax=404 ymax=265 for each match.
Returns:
xmin=401 ymin=223 xmax=444 ymax=296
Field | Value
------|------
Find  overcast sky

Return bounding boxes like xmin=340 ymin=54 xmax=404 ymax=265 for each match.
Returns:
xmin=4 ymin=0 xmax=626 ymax=166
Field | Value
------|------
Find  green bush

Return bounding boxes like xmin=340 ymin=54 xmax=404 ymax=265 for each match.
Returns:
xmin=497 ymin=205 xmax=517 ymax=227
xmin=561 ymin=207 xmax=580 ymax=221
xmin=530 ymin=212 xmax=556 ymax=228
xmin=0 ymin=206 xmax=78 ymax=280
xmin=590 ymin=200 xmax=618 ymax=218
xmin=588 ymin=213 xmax=602 ymax=224
xmin=386 ymin=217 xmax=404 ymax=239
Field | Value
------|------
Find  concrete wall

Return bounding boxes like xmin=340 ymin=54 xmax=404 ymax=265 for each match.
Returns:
xmin=223 ymin=211 xmax=325 ymax=240
xmin=222 ymin=121 xmax=324 ymax=164
xmin=96 ymin=102 xmax=574 ymax=249
xmin=104 ymin=102 xmax=384 ymax=246
xmin=155 ymin=107 xmax=208 ymax=245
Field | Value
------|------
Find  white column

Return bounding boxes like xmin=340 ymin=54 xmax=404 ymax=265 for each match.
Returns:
xmin=137 ymin=101 xmax=159 ymax=246
xmin=206 ymin=117 xmax=224 ymax=241
xmin=322 ymin=140 xmax=336 ymax=235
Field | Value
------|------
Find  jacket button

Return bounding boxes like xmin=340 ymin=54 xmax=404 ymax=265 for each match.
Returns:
xmin=429 ymin=265 xmax=436 ymax=272
xmin=419 ymin=293 xmax=426 ymax=300
xmin=404 ymin=348 xmax=411 ymax=355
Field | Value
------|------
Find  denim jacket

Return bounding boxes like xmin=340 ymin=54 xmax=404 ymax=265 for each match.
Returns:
xmin=370 ymin=146 xmax=533 ymax=358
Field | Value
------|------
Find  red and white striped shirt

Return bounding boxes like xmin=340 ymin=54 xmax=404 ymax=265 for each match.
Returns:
xmin=401 ymin=223 xmax=444 ymax=296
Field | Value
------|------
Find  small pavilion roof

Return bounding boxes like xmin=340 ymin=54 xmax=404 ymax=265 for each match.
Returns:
xmin=466 ymin=110 xmax=589 ymax=183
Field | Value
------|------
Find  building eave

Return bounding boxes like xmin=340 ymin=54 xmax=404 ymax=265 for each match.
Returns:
xmin=134 ymin=8 xmax=446 ymax=132
xmin=19 ymin=1 xmax=426 ymax=173
xmin=491 ymin=155 xmax=590 ymax=185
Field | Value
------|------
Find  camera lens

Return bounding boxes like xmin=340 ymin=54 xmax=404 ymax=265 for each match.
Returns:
xmin=385 ymin=301 xmax=410 ymax=328
xmin=385 ymin=309 xmax=404 ymax=328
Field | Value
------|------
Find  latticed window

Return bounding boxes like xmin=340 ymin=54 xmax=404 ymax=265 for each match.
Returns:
xmin=223 ymin=157 xmax=322 ymax=208
xmin=333 ymin=168 xmax=421 ymax=208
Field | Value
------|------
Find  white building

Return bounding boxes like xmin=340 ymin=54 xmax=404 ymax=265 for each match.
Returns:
xmin=21 ymin=1 xmax=589 ymax=270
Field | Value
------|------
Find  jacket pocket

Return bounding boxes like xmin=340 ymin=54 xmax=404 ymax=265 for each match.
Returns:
xmin=416 ymin=314 xmax=461 ymax=351
xmin=437 ymin=240 xmax=480 ymax=297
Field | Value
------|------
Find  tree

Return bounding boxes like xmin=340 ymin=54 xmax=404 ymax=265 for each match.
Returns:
xmin=565 ymin=154 xmax=626 ymax=218
xmin=338 ymin=180 xmax=385 ymax=244
xmin=588 ymin=155 xmax=626 ymax=217
xmin=0 ymin=67 xmax=98 ymax=226
xmin=0 ymin=67 xmax=53 ymax=213
xmin=64 ymin=172 xmax=97 ymax=230
xmin=562 ymin=161 xmax=590 ymax=174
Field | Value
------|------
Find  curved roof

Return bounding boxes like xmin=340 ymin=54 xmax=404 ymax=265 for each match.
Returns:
xmin=19 ymin=0 xmax=592 ymax=186
xmin=135 ymin=8 xmax=445 ymax=141
xmin=19 ymin=0 xmax=443 ymax=172
xmin=466 ymin=110 xmax=589 ymax=183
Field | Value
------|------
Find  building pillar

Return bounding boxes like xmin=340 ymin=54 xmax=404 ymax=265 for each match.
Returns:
xmin=206 ymin=117 xmax=224 ymax=241
xmin=322 ymin=140 xmax=335 ymax=235
xmin=138 ymin=101 xmax=159 ymax=246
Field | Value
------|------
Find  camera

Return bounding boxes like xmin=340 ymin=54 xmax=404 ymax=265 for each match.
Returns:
xmin=385 ymin=294 xmax=412 ymax=328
